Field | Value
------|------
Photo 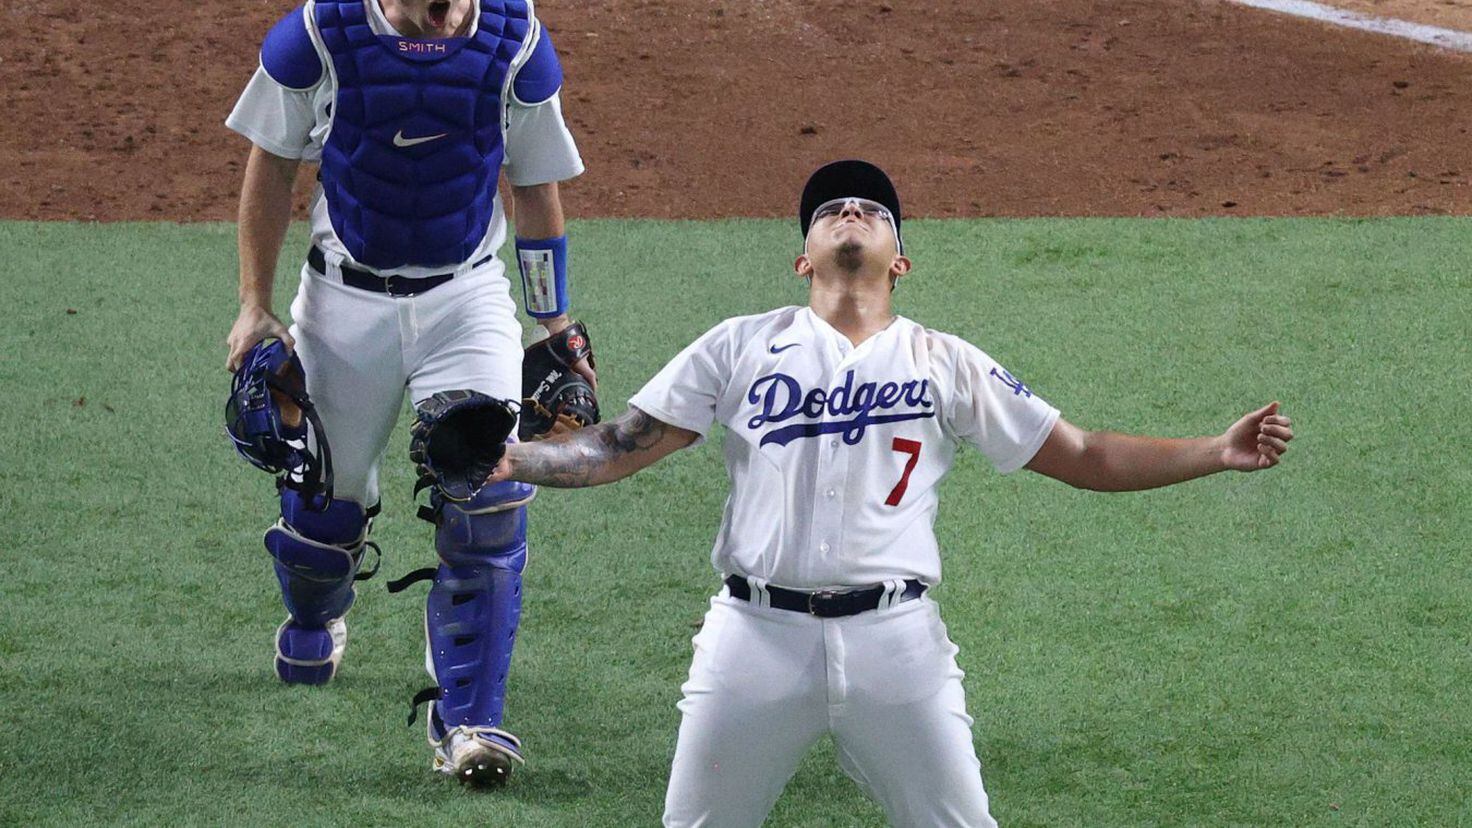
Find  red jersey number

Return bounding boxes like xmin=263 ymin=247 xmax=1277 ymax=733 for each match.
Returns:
xmin=885 ymin=438 xmax=922 ymax=507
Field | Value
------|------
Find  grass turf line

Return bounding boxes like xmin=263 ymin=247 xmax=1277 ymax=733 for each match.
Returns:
xmin=0 ymin=218 xmax=1468 ymax=826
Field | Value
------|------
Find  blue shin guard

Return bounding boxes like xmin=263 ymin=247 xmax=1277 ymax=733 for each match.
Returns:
xmin=265 ymin=490 xmax=375 ymax=685
xmin=424 ymin=481 xmax=535 ymax=759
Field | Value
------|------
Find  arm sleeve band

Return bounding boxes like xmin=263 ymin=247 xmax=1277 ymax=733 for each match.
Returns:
xmin=515 ymin=235 xmax=570 ymax=318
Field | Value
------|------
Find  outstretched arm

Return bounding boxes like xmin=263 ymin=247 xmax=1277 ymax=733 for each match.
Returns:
xmin=1025 ymin=402 xmax=1294 ymax=492
xmin=493 ymin=406 xmax=700 ymax=488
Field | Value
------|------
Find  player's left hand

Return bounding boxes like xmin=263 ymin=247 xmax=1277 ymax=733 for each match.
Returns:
xmin=520 ymin=319 xmax=600 ymax=441
xmin=538 ymin=315 xmax=597 ymax=391
xmin=1219 ymin=401 xmax=1294 ymax=471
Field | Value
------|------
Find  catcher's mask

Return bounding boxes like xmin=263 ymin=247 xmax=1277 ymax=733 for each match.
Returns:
xmin=225 ymin=339 xmax=334 ymax=510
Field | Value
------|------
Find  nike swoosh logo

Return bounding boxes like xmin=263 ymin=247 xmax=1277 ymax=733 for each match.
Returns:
xmin=393 ymin=130 xmax=448 ymax=148
xmin=769 ymin=343 xmax=800 ymax=354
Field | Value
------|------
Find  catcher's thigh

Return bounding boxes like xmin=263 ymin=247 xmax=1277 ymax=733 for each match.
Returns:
xmin=288 ymin=266 xmax=412 ymax=505
xmin=663 ymin=597 xmax=829 ymax=828
xmin=404 ymin=263 xmax=522 ymax=405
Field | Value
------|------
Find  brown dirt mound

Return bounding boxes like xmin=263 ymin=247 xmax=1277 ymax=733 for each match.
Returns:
xmin=5 ymin=0 xmax=1471 ymax=221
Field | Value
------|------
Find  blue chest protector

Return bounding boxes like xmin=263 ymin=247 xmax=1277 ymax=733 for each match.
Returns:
xmin=312 ymin=0 xmax=533 ymax=270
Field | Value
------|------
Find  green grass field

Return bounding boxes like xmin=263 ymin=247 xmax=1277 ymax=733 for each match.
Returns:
xmin=1 ymin=218 xmax=1469 ymax=826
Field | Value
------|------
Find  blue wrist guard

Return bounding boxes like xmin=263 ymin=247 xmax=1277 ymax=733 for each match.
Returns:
xmin=515 ymin=236 xmax=569 ymax=319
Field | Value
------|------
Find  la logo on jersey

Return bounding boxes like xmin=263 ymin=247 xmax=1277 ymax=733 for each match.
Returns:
xmin=990 ymin=366 xmax=1032 ymax=397
xmin=746 ymin=371 xmax=935 ymax=447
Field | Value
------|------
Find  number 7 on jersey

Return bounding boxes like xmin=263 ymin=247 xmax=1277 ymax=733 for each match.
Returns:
xmin=885 ymin=438 xmax=922 ymax=506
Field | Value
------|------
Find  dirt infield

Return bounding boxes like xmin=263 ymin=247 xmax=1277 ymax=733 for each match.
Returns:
xmin=6 ymin=0 xmax=1472 ymax=221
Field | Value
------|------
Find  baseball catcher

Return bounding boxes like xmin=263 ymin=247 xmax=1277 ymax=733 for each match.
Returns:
xmin=225 ymin=0 xmax=593 ymax=787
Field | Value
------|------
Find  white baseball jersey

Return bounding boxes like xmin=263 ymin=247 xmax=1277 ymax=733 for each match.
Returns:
xmin=224 ymin=0 xmax=585 ymax=279
xmin=629 ymin=305 xmax=1060 ymax=589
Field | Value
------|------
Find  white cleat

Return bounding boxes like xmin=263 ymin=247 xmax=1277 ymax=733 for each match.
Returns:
xmin=431 ymin=726 xmax=525 ymax=788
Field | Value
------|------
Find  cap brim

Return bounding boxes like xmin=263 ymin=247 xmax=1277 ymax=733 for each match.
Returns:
xmin=799 ymin=159 xmax=903 ymax=242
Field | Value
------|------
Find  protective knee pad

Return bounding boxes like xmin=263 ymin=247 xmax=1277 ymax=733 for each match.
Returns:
xmin=266 ymin=490 xmax=377 ymax=684
xmin=266 ymin=489 xmax=371 ymax=628
xmin=426 ymin=480 xmax=534 ymax=729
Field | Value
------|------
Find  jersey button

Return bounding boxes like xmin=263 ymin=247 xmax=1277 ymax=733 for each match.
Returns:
xmin=829 ymin=439 xmax=839 ymax=449
xmin=825 ymin=488 xmax=836 ymax=498
xmin=819 ymin=541 xmax=831 ymax=554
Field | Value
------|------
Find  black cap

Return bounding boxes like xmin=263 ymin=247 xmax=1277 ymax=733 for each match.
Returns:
xmin=798 ymin=159 xmax=903 ymax=250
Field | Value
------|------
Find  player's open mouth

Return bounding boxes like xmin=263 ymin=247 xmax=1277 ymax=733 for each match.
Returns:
xmin=427 ymin=0 xmax=451 ymax=29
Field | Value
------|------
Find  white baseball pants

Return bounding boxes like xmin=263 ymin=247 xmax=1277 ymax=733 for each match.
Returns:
xmin=287 ymin=257 xmax=523 ymax=507
xmin=663 ymin=590 xmax=997 ymax=827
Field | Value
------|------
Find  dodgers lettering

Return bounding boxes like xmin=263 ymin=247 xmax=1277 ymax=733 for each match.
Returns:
xmin=747 ymin=371 xmax=935 ymax=447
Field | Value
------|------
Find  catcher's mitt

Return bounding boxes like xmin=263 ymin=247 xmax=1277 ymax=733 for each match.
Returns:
xmin=409 ymin=390 xmax=518 ymax=502
xmin=520 ymin=321 xmax=600 ymax=441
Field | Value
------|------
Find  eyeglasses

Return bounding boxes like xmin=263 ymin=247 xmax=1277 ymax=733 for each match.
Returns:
xmin=810 ymin=197 xmax=893 ymax=224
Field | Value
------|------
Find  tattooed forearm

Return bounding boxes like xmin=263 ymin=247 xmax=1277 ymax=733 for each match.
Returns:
xmin=604 ymin=408 xmax=672 ymax=454
xmin=510 ymin=408 xmax=689 ymax=488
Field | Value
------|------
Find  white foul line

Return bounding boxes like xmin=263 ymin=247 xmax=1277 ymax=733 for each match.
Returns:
xmin=1229 ymin=0 xmax=1472 ymax=52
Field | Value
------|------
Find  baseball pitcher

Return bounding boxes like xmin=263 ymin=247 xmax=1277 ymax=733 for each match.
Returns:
xmin=484 ymin=160 xmax=1296 ymax=824
xmin=223 ymin=0 xmax=596 ymax=787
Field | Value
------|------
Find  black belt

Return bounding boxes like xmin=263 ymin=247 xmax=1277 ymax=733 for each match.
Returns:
xmin=307 ymin=245 xmax=493 ymax=297
xmin=724 ymin=574 xmax=926 ymax=618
